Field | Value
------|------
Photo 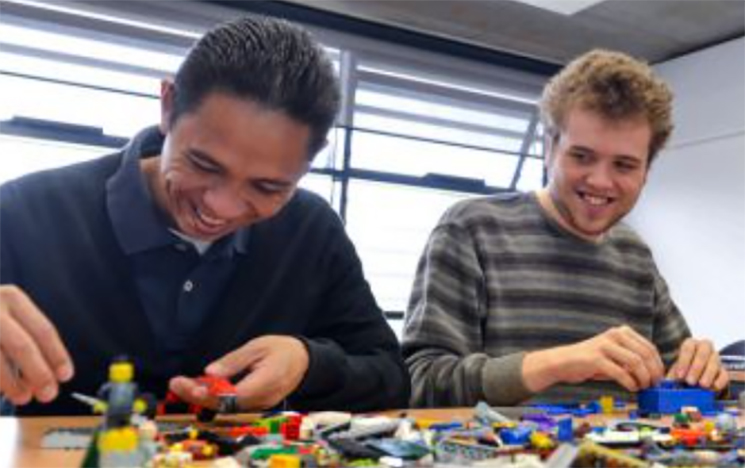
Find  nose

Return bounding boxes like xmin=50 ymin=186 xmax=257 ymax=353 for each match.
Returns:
xmin=202 ymin=184 xmax=249 ymax=220
xmin=585 ymin=163 xmax=614 ymax=190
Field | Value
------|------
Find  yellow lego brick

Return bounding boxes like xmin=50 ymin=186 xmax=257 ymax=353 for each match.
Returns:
xmin=268 ymin=454 xmax=301 ymax=468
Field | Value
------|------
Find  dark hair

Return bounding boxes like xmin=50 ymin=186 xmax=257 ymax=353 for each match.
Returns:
xmin=170 ymin=16 xmax=340 ymax=159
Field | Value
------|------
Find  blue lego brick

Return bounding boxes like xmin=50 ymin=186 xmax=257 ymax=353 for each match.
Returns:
xmin=585 ymin=401 xmax=603 ymax=414
xmin=428 ymin=421 xmax=464 ymax=432
xmin=499 ymin=426 xmax=532 ymax=445
xmin=521 ymin=413 xmax=556 ymax=431
xmin=556 ymin=417 xmax=573 ymax=442
xmin=529 ymin=403 xmax=592 ymax=417
xmin=637 ymin=380 xmax=715 ymax=415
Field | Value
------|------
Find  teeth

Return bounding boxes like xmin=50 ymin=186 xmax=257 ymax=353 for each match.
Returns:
xmin=197 ymin=209 xmax=227 ymax=227
xmin=583 ymin=194 xmax=609 ymax=206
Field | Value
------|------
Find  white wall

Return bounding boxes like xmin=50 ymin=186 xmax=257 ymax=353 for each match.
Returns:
xmin=627 ymin=38 xmax=745 ymax=349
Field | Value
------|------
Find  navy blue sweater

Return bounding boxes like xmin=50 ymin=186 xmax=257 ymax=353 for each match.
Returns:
xmin=0 ymin=137 xmax=409 ymax=415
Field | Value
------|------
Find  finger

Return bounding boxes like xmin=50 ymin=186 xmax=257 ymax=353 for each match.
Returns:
xmin=0 ymin=312 xmax=58 ymax=402
xmin=206 ymin=342 xmax=265 ymax=378
xmin=593 ymin=358 xmax=638 ymax=392
xmin=600 ymin=338 xmax=652 ymax=389
xmin=0 ymin=354 xmax=32 ymax=405
xmin=673 ymin=338 xmax=697 ymax=380
xmin=168 ymin=376 xmax=214 ymax=407
xmin=666 ymin=363 xmax=678 ymax=380
xmin=682 ymin=340 xmax=713 ymax=386
xmin=697 ymin=351 xmax=722 ymax=388
xmin=5 ymin=289 xmax=73 ymax=382
xmin=613 ymin=326 xmax=665 ymax=382
xmin=233 ymin=367 xmax=279 ymax=410
xmin=712 ymin=368 xmax=730 ymax=393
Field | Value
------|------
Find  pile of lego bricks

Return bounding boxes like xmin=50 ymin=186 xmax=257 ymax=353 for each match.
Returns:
xmin=42 ymin=381 xmax=745 ymax=468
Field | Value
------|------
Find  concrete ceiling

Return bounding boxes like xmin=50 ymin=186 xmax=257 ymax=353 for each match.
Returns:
xmin=279 ymin=0 xmax=745 ymax=65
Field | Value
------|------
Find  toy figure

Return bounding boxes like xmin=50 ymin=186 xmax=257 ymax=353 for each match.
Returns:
xmin=81 ymin=357 xmax=157 ymax=468
xmin=95 ymin=357 xmax=150 ymax=429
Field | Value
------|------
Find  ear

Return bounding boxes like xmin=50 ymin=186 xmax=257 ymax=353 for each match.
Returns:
xmin=159 ymin=79 xmax=175 ymax=133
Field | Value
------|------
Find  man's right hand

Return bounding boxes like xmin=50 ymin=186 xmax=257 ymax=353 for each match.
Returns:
xmin=523 ymin=325 xmax=665 ymax=393
xmin=0 ymin=285 xmax=74 ymax=406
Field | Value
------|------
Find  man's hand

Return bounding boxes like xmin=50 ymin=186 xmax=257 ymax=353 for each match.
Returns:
xmin=168 ymin=335 xmax=309 ymax=411
xmin=0 ymin=285 xmax=74 ymax=405
xmin=523 ymin=325 xmax=665 ymax=393
xmin=667 ymin=338 xmax=729 ymax=391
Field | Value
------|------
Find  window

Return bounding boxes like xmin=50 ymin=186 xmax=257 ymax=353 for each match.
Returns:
xmin=346 ymin=181 xmax=473 ymax=309
xmin=0 ymin=135 xmax=106 ymax=185
xmin=0 ymin=0 xmax=549 ymax=337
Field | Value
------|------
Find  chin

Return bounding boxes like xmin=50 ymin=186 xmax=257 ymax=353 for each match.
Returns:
xmin=578 ymin=224 xmax=611 ymax=238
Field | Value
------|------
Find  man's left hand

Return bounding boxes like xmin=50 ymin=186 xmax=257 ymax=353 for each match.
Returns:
xmin=667 ymin=338 xmax=729 ymax=391
xmin=169 ymin=335 xmax=310 ymax=411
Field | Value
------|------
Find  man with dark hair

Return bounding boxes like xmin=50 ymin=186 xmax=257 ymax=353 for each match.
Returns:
xmin=0 ymin=16 xmax=409 ymax=415
xmin=403 ymin=49 xmax=727 ymax=407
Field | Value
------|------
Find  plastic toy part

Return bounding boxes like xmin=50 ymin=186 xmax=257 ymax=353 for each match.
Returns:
xmin=599 ymin=395 xmax=614 ymax=414
xmin=637 ymin=379 xmax=715 ymax=415
xmin=41 ymin=428 xmax=94 ymax=450
xmin=576 ymin=440 xmax=649 ymax=468
xmin=159 ymin=375 xmax=238 ymax=422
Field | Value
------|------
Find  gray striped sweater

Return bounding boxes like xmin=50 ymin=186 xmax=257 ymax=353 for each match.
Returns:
xmin=402 ymin=191 xmax=691 ymax=407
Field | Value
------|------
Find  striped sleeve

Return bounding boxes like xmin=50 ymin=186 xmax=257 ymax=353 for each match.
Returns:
xmin=651 ymin=265 xmax=692 ymax=368
xmin=402 ymin=219 xmax=532 ymax=407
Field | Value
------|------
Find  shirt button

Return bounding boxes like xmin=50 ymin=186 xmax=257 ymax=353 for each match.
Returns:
xmin=175 ymin=243 xmax=188 ymax=252
xmin=183 ymin=280 xmax=194 ymax=292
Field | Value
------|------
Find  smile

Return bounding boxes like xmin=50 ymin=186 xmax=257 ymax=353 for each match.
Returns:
xmin=195 ymin=207 xmax=228 ymax=230
xmin=579 ymin=192 xmax=613 ymax=206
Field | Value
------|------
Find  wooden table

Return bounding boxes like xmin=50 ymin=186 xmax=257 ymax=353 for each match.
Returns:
xmin=1 ymin=416 xmax=95 ymax=468
xmin=3 ymin=408 xmax=743 ymax=468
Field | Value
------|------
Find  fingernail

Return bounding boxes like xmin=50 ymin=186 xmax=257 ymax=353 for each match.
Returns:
xmin=38 ymin=384 xmax=57 ymax=402
xmin=15 ymin=391 xmax=32 ymax=406
xmin=206 ymin=363 xmax=225 ymax=375
xmin=56 ymin=364 xmax=73 ymax=382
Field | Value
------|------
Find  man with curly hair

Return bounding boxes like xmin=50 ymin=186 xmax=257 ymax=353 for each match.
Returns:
xmin=404 ymin=49 xmax=728 ymax=407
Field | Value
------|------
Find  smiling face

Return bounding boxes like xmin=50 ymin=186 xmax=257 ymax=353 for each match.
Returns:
xmin=143 ymin=82 xmax=311 ymax=242
xmin=542 ymin=106 xmax=652 ymax=240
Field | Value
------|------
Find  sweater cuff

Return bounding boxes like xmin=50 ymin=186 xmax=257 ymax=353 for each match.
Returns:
xmin=481 ymin=351 xmax=534 ymax=405
xmin=293 ymin=337 xmax=345 ymax=397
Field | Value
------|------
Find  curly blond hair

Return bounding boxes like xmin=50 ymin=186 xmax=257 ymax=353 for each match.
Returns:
xmin=540 ymin=49 xmax=673 ymax=163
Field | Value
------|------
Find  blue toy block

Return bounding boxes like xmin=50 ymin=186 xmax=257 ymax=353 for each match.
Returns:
xmin=556 ymin=417 xmax=573 ymax=442
xmin=637 ymin=379 xmax=715 ymax=415
xmin=428 ymin=422 xmax=464 ymax=432
xmin=499 ymin=426 xmax=532 ymax=445
xmin=521 ymin=413 xmax=556 ymax=431
xmin=529 ymin=403 xmax=592 ymax=417
xmin=585 ymin=401 xmax=602 ymax=414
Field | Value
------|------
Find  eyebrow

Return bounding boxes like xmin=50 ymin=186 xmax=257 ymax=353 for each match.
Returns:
xmin=571 ymin=145 xmax=644 ymax=162
xmin=616 ymin=155 xmax=643 ymax=164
